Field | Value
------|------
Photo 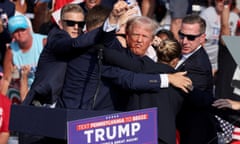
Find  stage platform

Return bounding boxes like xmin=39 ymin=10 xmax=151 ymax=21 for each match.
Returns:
xmin=9 ymin=104 xmax=118 ymax=140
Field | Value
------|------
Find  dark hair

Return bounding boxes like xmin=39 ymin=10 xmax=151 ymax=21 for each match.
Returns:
xmin=182 ymin=14 xmax=206 ymax=34
xmin=85 ymin=5 xmax=111 ymax=31
xmin=156 ymin=29 xmax=175 ymax=40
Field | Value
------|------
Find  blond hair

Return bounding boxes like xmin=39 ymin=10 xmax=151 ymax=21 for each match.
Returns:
xmin=157 ymin=39 xmax=182 ymax=63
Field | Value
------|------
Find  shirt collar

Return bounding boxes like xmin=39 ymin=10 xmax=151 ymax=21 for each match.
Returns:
xmin=182 ymin=45 xmax=202 ymax=59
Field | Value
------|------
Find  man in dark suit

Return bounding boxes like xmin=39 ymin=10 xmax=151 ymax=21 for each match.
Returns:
xmin=22 ymin=4 xmax=104 ymax=106
xmin=175 ymin=14 xmax=217 ymax=144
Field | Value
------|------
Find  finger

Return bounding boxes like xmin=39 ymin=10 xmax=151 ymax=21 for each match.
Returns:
xmin=126 ymin=9 xmax=138 ymax=16
xmin=187 ymin=84 xmax=193 ymax=91
xmin=185 ymin=78 xmax=192 ymax=84
xmin=212 ymin=102 xmax=221 ymax=107
xmin=218 ymin=104 xmax=230 ymax=109
xmin=212 ymin=101 xmax=230 ymax=109
xmin=127 ymin=2 xmax=138 ymax=10
xmin=180 ymin=71 xmax=187 ymax=75
xmin=181 ymin=86 xmax=189 ymax=93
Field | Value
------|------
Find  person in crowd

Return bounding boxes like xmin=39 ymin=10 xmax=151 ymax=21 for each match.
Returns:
xmin=137 ymin=0 xmax=156 ymax=18
xmin=0 ymin=94 xmax=11 ymax=144
xmin=169 ymin=0 xmax=191 ymax=40
xmin=175 ymin=14 xmax=218 ymax=144
xmin=79 ymin=0 xmax=102 ymax=15
xmin=19 ymin=65 xmax=31 ymax=100
xmin=156 ymin=28 xmax=175 ymax=41
xmin=0 ymin=0 xmax=15 ymax=66
xmin=0 ymin=12 xmax=10 ymax=67
xmin=32 ymin=0 xmax=52 ymax=33
xmin=0 ymin=15 xmax=47 ymax=102
xmin=200 ymin=0 xmax=239 ymax=76
xmin=152 ymin=28 xmax=175 ymax=50
xmin=0 ymin=66 xmax=11 ymax=144
xmin=51 ymin=0 xmax=73 ymax=12
xmin=0 ymin=0 xmax=15 ymax=17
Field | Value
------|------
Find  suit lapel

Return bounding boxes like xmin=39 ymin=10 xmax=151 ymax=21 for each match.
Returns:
xmin=176 ymin=47 xmax=203 ymax=71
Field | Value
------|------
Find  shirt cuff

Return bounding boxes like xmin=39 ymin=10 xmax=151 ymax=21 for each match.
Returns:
xmin=103 ymin=18 xmax=119 ymax=32
xmin=160 ymin=74 xmax=169 ymax=88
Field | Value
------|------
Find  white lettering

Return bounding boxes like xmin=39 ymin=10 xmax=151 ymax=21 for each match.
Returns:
xmin=84 ymin=129 xmax=94 ymax=143
xmin=95 ymin=128 xmax=105 ymax=142
xmin=114 ymin=139 xmax=125 ymax=144
xmin=126 ymin=137 xmax=138 ymax=142
xmin=118 ymin=124 xmax=130 ymax=138
xmin=106 ymin=126 xmax=116 ymax=140
xmin=83 ymin=122 xmax=141 ymax=143
xmin=131 ymin=123 xmax=141 ymax=136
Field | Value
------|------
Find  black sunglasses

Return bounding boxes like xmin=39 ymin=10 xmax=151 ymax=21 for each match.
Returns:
xmin=178 ymin=31 xmax=202 ymax=41
xmin=63 ymin=20 xmax=85 ymax=28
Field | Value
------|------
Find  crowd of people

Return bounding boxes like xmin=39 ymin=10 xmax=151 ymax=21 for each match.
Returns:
xmin=1 ymin=0 xmax=240 ymax=144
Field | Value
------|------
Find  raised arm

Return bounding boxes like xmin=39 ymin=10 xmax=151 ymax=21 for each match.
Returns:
xmin=20 ymin=65 xmax=31 ymax=102
xmin=220 ymin=0 xmax=231 ymax=44
xmin=0 ymin=47 xmax=13 ymax=95
xmin=48 ymin=27 xmax=102 ymax=54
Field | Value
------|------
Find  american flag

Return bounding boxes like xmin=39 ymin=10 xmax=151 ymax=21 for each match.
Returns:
xmin=215 ymin=115 xmax=240 ymax=143
xmin=232 ymin=127 xmax=240 ymax=142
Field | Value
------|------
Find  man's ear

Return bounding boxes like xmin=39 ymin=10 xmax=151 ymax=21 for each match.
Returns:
xmin=200 ymin=33 xmax=206 ymax=44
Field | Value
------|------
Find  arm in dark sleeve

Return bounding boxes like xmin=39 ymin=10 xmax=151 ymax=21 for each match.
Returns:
xmin=101 ymin=65 xmax=161 ymax=91
xmin=49 ymin=27 xmax=102 ymax=54
xmin=186 ymin=88 xmax=215 ymax=108
xmin=104 ymin=48 xmax=175 ymax=73
xmin=103 ymin=48 xmax=151 ymax=73
xmin=186 ymin=65 xmax=213 ymax=92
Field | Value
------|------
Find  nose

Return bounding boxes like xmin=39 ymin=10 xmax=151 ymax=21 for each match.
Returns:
xmin=136 ymin=35 xmax=143 ymax=42
xmin=73 ymin=23 xmax=80 ymax=29
xmin=182 ymin=36 xmax=189 ymax=43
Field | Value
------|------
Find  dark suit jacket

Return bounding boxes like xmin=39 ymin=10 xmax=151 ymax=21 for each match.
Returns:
xmin=23 ymin=26 xmax=102 ymax=105
xmin=176 ymin=47 xmax=215 ymax=109
xmin=57 ymin=41 xmax=163 ymax=110
xmin=176 ymin=47 xmax=217 ymax=144
xmin=103 ymin=44 xmax=184 ymax=144
xmin=177 ymin=47 xmax=213 ymax=93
